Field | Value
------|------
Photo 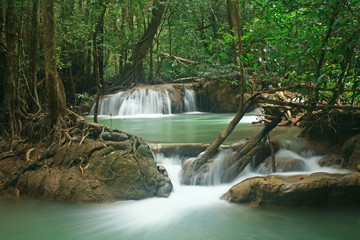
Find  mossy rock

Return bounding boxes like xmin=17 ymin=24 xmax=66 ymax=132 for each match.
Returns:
xmin=12 ymin=137 xmax=173 ymax=203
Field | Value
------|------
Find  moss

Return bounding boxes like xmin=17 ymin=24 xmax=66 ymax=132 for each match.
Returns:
xmin=137 ymin=144 xmax=153 ymax=158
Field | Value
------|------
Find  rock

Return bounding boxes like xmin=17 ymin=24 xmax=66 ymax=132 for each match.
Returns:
xmin=342 ymin=135 xmax=360 ymax=170
xmin=110 ymin=132 xmax=128 ymax=141
xmin=156 ymin=180 xmax=173 ymax=198
xmin=192 ymin=81 xmax=243 ymax=112
xmin=137 ymin=143 xmax=153 ymax=158
xmin=257 ymin=157 xmax=307 ymax=174
xmin=250 ymin=139 xmax=282 ymax=168
xmin=102 ymin=131 xmax=128 ymax=142
xmin=151 ymin=143 xmax=210 ymax=158
xmin=318 ymin=154 xmax=343 ymax=167
xmin=222 ymin=172 xmax=360 ymax=207
xmin=157 ymin=164 xmax=168 ymax=176
xmin=13 ymin=137 xmax=173 ymax=203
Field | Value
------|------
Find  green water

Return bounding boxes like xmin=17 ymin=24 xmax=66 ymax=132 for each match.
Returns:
xmin=0 ymin=199 xmax=359 ymax=240
xmin=1 ymin=113 xmax=359 ymax=240
xmin=94 ymin=113 xmax=300 ymax=144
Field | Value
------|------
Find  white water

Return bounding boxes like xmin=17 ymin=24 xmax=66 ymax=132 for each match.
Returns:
xmin=255 ymin=149 xmax=351 ymax=175
xmin=90 ymin=87 xmax=197 ymax=117
xmin=96 ymin=150 xmax=351 ymax=231
xmin=1 ymin=150 xmax=358 ymax=240
xmin=183 ymin=88 xmax=197 ymax=112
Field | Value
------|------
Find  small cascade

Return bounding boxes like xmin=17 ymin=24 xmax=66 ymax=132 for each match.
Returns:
xmin=118 ymin=88 xmax=171 ymax=116
xmin=180 ymin=147 xmax=352 ymax=186
xmin=255 ymin=149 xmax=350 ymax=175
xmin=91 ymin=85 xmax=198 ymax=117
xmin=199 ymin=150 xmax=235 ymax=185
xmin=183 ymin=88 xmax=197 ymax=112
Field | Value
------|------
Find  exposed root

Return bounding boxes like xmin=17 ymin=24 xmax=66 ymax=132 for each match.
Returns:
xmin=14 ymin=188 xmax=20 ymax=199
xmin=98 ymin=126 xmax=105 ymax=141
xmin=79 ymin=162 xmax=90 ymax=177
xmin=79 ymin=127 xmax=89 ymax=147
xmin=25 ymin=148 xmax=35 ymax=161
xmin=0 ymin=152 xmax=15 ymax=161
xmin=63 ymin=131 xmax=77 ymax=142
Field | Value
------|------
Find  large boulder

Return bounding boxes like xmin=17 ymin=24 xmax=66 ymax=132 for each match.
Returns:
xmin=2 ymin=132 xmax=172 ymax=203
xmin=342 ymin=135 xmax=360 ymax=171
xmin=256 ymin=157 xmax=307 ymax=174
xmin=222 ymin=172 xmax=360 ymax=207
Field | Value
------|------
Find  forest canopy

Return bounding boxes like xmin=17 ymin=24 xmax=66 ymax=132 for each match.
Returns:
xmin=0 ymin=0 xmax=359 ymax=139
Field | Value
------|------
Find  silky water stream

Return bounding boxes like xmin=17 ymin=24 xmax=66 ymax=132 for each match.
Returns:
xmin=1 ymin=113 xmax=360 ymax=240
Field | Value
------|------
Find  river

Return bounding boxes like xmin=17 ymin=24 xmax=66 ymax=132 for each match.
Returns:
xmin=1 ymin=112 xmax=360 ymax=240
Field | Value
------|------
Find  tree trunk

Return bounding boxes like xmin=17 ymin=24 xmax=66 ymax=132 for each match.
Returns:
xmin=0 ymin=1 xmax=6 ymax=125
xmin=227 ymin=0 xmax=245 ymax=105
xmin=5 ymin=0 xmax=20 ymax=139
xmin=93 ymin=37 xmax=101 ymax=123
xmin=43 ymin=0 xmax=66 ymax=126
xmin=181 ymin=113 xmax=282 ymax=185
xmin=93 ymin=1 xmax=109 ymax=123
xmin=194 ymin=95 xmax=258 ymax=170
xmin=28 ymin=0 xmax=40 ymax=112
xmin=221 ymin=115 xmax=282 ymax=182
xmin=0 ymin=1 xmax=4 ymax=43
xmin=123 ymin=0 xmax=167 ymax=83
xmin=192 ymin=0 xmax=247 ymax=170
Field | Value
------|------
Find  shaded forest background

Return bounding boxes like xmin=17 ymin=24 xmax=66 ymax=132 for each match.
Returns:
xmin=0 ymin=0 xmax=359 ymax=140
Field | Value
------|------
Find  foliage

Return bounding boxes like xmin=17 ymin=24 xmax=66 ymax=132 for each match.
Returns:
xmin=1 ymin=0 xmax=359 ymax=125
xmin=70 ymin=92 xmax=94 ymax=115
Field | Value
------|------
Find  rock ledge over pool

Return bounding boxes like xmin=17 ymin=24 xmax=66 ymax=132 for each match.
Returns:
xmin=222 ymin=172 xmax=360 ymax=207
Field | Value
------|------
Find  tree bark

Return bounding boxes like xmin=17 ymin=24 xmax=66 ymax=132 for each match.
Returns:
xmin=222 ymin=115 xmax=282 ymax=182
xmin=43 ymin=0 xmax=66 ymax=126
xmin=182 ymin=113 xmax=282 ymax=185
xmin=227 ymin=0 xmax=245 ymax=106
xmin=123 ymin=0 xmax=167 ymax=83
xmin=194 ymin=94 xmax=260 ymax=170
xmin=28 ymin=0 xmax=40 ymax=112
xmin=192 ymin=0 xmax=247 ymax=170
xmin=93 ymin=0 xmax=109 ymax=123
xmin=5 ymin=0 xmax=20 ymax=139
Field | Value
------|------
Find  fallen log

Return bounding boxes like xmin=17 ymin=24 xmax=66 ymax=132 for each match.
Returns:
xmin=220 ymin=115 xmax=283 ymax=182
xmin=181 ymin=114 xmax=283 ymax=185
xmin=156 ymin=51 xmax=199 ymax=65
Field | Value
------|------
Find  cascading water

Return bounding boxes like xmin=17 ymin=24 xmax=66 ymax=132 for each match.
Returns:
xmin=183 ymin=88 xmax=197 ymax=112
xmin=90 ymin=86 xmax=197 ymax=117
xmin=91 ymin=88 xmax=172 ymax=116
xmin=180 ymin=147 xmax=351 ymax=186
xmin=2 ymin=114 xmax=359 ymax=240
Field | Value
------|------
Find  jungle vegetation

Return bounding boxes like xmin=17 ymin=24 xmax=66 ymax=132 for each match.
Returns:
xmin=0 ymin=0 xmax=359 ymax=144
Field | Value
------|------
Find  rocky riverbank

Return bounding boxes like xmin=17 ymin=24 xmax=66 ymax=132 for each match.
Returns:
xmin=221 ymin=134 xmax=360 ymax=207
xmin=0 ymin=124 xmax=172 ymax=203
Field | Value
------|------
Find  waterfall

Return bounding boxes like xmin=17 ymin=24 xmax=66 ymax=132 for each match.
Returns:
xmin=183 ymin=88 xmax=197 ymax=112
xmin=91 ymin=85 xmax=198 ymax=117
